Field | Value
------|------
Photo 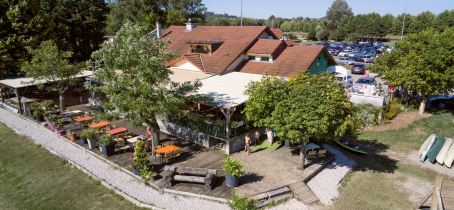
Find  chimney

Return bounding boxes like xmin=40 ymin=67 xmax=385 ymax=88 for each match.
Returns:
xmin=185 ymin=18 xmax=196 ymax=32
xmin=282 ymin=34 xmax=288 ymax=41
xmin=156 ymin=21 xmax=162 ymax=38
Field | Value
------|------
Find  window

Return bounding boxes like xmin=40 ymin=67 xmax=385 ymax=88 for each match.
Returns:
xmin=261 ymin=57 xmax=269 ymax=62
xmin=248 ymin=56 xmax=255 ymax=60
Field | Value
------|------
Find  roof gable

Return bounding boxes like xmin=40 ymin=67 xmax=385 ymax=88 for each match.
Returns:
xmin=269 ymin=28 xmax=295 ymax=46
xmin=247 ymin=39 xmax=284 ymax=55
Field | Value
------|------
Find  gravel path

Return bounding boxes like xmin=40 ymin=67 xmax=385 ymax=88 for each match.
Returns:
xmin=0 ymin=108 xmax=229 ymax=210
xmin=0 ymin=107 xmax=356 ymax=209
xmin=306 ymin=144 xmax=357 ymax=205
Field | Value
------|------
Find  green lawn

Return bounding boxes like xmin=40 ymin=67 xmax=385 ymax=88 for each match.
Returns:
xmin=250 ymin=134 xmax=282 ymax=153
xmin=327 ymin=111 xmax=454 ymax=209
xmin=0 ymin=122 xmax=146 ymax=210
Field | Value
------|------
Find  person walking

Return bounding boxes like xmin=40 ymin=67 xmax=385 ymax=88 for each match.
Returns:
xmin=245 ymin=133 xmax=251 ymax=156
xmin=266 ymin=128 xmax=273 ymax=146
xmin=254 ymin=129 xmax=260 ymax=145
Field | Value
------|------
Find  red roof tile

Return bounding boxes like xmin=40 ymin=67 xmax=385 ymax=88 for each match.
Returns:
xmin=236 ymin=45 xmax=336 ymax=77
xmin=163 ymin=26 xmax=277 ymax=74
xmin=269 ymin=28 xmax=295 ymax=46
xmin=247 ymin=39 xmax=284 ymax=55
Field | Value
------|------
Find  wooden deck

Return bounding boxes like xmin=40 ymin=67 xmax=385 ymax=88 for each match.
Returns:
xmin=289 ymin=182 xmax=319 ymax=205
xmin=442 ymin=181 xmax=454 ymax=210
xmin=30 ymin=103 xmax=335 ymax=201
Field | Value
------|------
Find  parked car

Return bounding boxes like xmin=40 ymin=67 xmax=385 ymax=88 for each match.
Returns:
xmin=360 ymin=55 xmax=374 ymax=63
xmin=330 ymin=50 xmax=340 ymax=55
xmin=352 ymin=77 xmax=377 ymax=93
xmin=347 ymin=51 xmax=361 ymax=57
xmin=338 ymin=50 xmax=352 ymax=57
xmin=351 ymin=63 xmax=367 ymax=74
xmin=335 ymin=57 xmax=356 ymax=65
xmin=373 ymin=41 xmax=383 ymax=46
xmin=351 ymin=56 xmax=363 ymax=62
xmin=429 ymin=95 xmax=454 ymax=109
xmin=334 ymin=74 xmax=354 ymax=89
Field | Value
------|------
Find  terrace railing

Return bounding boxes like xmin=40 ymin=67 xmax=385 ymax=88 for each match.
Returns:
xmin=167 ymin=115 xmax=255 ymax=139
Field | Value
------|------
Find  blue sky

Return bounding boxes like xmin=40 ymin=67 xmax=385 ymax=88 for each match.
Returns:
xmin=203 ymin=0 xmax=454 ymax=19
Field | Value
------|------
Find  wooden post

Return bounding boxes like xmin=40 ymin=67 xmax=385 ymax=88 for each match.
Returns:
xmin=13 ymin=88 xmax=23 ymax=114
xmin=415 ymin=187 xmax=434 ymax=209
xmin=0 ymin=85 xmax=4 ymax=103
xmin=431 ymin=175 xmax=443 ymax=210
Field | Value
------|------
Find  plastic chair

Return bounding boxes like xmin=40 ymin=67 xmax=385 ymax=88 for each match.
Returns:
xmin=114 ymin=134 xmax=124 ymax=142
xmin=164 ymin=152 xmax=173 ymax=164
xmin=109 ymin=124 xmax=116 ymax=129
xmin=124 ymin=132 xmax=133 ymax=139
xmin=117 ymin=139 xmax=131 ymax=155
xmin=173 ymin=148 xmax=181 ymax=162
xmin=306 ymin=151 xmax=317 ymax=162
xmin=317 ymin=149 xmax=327 ymax=161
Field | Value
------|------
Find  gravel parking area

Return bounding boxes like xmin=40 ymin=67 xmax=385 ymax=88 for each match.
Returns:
xmin=0 ymin=107 xmax=356 ymax=209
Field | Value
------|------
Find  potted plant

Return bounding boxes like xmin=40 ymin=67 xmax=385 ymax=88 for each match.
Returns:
xmin=41 ymin=100 xmax=54 ymax=111
xmin=79 ymin=129 xmax=88 ymax=144
xmin=129 ymin=140 xmax=148 ymax=175
xmin=32 ymin=103 xmax=45 ymax=122
xmin=26 ymin=102 xmax=39 ymax=119
xmin=98 ymin=134 xmax=115 ymax=157
xmin=45 ymin=114 xmax=58 ymax=126
xmin=140 ymin=165 xmax=157 ymax=182
xmin=230 ymin=121 xmax=239 ymax=128
xmin=223 ymin=156 xmax=245 ymax=187
xmin=85 ymin=128 xmax=97 ymax=149
xmin=66 ymin=130 xmax=77 ymax=141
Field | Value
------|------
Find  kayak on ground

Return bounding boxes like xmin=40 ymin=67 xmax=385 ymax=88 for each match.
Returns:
xmin=336 ymin=140 xmax=368 ymax=155
xmin=427 ymin=137 xmax=445 ymax=163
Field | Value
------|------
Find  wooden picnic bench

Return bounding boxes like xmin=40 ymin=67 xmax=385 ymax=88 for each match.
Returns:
xmin=164 ymin=166 xmax=217 ymax=191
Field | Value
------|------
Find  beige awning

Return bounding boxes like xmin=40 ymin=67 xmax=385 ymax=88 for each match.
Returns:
xmin=0 ymin=70 xmax=93 ymax=89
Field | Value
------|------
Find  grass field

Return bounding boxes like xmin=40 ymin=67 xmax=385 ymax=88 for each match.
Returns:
xmin=326 ymin=111 xmax=454 ymax=209
xmin=0 ymin=122 xmax=146 ymax=210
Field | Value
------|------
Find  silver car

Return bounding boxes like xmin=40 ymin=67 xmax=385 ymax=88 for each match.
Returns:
xmin=338 ymin=50 xmax=352 ymax=57
xmin=352 ymin=77 xmax=377 ymax=93
xmin=335 ymin=57 xmax=355 ymax=65
xmin=360 ymin=55 xmax=374 ymax=63
xmin=334 ymin=74 xmax=353 ymax=89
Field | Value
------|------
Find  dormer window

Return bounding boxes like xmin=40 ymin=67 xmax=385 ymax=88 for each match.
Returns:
xmin=248 ymin=56 xmax=256 ymax=60
xmin=187 ymin=40 xmax=223 ymax=55
xmin=261 ymin=57 xmax=270 ymax=62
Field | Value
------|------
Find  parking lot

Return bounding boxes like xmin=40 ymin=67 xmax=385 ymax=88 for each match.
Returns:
xmin=347 ymin=70 xmax=389 ymax=95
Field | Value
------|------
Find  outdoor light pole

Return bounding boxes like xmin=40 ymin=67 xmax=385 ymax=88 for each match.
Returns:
xmin=240 ymin=0 xmax=243 ymax=26
xmin=400 ymin=0 xmax=408 ymax=41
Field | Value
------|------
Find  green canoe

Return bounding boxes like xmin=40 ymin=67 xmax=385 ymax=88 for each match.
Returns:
xmin=427 ymin=137 xmax=445 ymax=163
xmin=335 ymin=140 xmax=368 ymax=155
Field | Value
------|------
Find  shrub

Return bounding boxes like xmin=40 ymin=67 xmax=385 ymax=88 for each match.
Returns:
xmin=226 ymin=189 xmax=257 ymax=210
xmin=133 ymin=140 xmax=148 ymax=168
xmin=384 ymin=98 xmax=403 ymax=122
xmin=98 ymin=134 xmax=114 ymax=145
xmin=223 ymin=156 xmax=245 ymax=177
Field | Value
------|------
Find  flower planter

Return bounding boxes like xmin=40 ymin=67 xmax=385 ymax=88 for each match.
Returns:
xmin=54 ymin=129 xmax=63 ymax=135
xmin=35 ymin=115 xmax=44 ymax=122
xmin=132 ymin=167 xmax=141 ymax=175
xmin=26 ymin=109 xmax=35 ymax=119
xmin=149 ymin=174 xmax=157 ymax=181
xmin=285 ymin=141 xmax=291 ymax=148
xmin=225 ymin=174 xmax=240 ymax=187
xmin=99 ymin=142 xmax=115 ymax=157
xmin=67 ymin=134 xmax=77 ymax=141
xmin=87 ymin=139 xmax=97 ymax=149
xmin=80 ymin=138 xmax=88 ymax=144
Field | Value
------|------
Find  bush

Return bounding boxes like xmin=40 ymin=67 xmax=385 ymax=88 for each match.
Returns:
xmin=287 ymin=33 xmax=297 ymax=40
xmin=98 ymin=134 xmax=114 ymax=145
xmin=349 ymin=33 xmax=359 ymax=42
xmin=307 ymin=28 xmax=317 ymax=41
xmin=223 ymin=156 xmax=245 ymax=177
xmin=226 ymin=189 xmax=257 ymax=210
xmin=384 ymin=98 xmax=403 ymax=122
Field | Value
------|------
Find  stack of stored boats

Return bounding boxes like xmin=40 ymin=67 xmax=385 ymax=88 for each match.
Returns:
xmin=419 ymin=134 xmax=454 ymax=168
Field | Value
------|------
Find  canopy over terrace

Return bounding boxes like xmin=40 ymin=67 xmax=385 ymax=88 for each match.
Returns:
xmin=194 ymin=72 xmax=263 ymax=136
xmin=0 ymin=70 xmax=93 ymax=114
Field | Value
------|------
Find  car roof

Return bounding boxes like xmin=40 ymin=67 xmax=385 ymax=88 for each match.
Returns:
xmin=359 ymin=77 xmax=373 ymax=80
xmin=353 ymin=63 xmax=365 ymax=66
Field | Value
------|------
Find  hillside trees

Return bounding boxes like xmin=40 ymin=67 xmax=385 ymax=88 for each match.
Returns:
xmin=371 ymin=28 xmax=454 ymax=114
xmin=325 ymin=0 xmax=353 ymax=30
xmin=0 ymin=0 xmax=53 ymax=79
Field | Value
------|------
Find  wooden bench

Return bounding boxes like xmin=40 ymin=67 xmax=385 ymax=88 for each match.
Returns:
xmin=164 ymin=166 xmax=217 ymax=191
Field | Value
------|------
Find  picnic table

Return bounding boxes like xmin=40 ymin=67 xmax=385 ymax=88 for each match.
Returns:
xmin=299 ymin=143 xmax=320 ymax=152
xmin=63 ymin=110 xmax=82 ymax=115
xmin=89 ymin=121 xmax=110 ymax=128
xmin=126 ymin=135 xmax=148 ymax=147
xmin=155 ymin=145 xmax=180 ymax=154
xmin=105 ymin=127 xmax=128 ymax=135
xmin=74 ymin=116 xmax=94 ymax=122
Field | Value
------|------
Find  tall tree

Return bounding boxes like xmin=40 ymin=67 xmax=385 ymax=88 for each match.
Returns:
xmin=410 ymin=11 xmax=436 ymax=33
xmin=244 ymin=73 xmax=358 ymax=170
xmin=433 ymin=10 xmax=454 ymax=32
xmin=166 ymin=10 xmax=186 ymax=26
xmin=0 ymin=0 xmax=53 ymax=79
xmin=88 ymin=22 xmax=209 ymax=155
xmin=42 ymin=0 xmax=109 ymax=63
xmin=167 ymin=0 xmax=207 ymax=25
xmin=382 ymin=13 xmax=396 ymax=35
xmin=325 ymin=0 xmax=353 ymax=30
xmin=371 ymin=28 xmax=454 ymax=114
xmin=21 ymin=40 xmax=84 ymax=112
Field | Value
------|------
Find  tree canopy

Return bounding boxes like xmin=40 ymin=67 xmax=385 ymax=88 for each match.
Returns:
xmin=325 ymin=0 xmax=353 ymax=30
xmin=371 ymin=27 xmax=454 ymax=114
xmin=243 ymin=73 xmax=359 ymax=169
xmin=21 ymin=40 xmax=84 ymax=111
xmin=88 ymin=22 xmax=209 ymax=155
xmin=0 ymin=0 xmax=53 ymax=79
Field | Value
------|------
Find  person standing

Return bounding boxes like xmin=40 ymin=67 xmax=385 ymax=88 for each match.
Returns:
xmin=245 ymin=133 xmax=251 ymax=156
xmin=254 ymin=129 xmax=260 ymax=145
xmin=266 ymin=128 xmax=273 ymax=146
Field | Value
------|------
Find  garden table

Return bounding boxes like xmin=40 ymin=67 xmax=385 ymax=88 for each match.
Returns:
xmin=89 ymin=121 xmax=110 ymax=128
xmin=74 ymin=116 xmax=94 ymax=122
xmin=126 ymin=135 xmax=148 ymax=147
xmin=105 ymin=127 xmax=128 ymax=135
xmin=299 ymin=143 xmax=320 ymax=151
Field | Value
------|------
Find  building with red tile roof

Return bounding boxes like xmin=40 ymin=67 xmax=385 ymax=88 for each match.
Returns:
xmin=161 ymin=19 xmax=335 ymax=77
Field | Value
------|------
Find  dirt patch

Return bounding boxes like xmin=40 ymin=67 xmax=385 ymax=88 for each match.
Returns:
xmin=364 ymin=111 xmax=431 ymax=132
xmin=392 ymin=173 xmax=433 ymax=204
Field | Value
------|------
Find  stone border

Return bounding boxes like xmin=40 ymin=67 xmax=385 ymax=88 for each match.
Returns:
xmin=1 ymin=107 xmax=227 ymax=206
